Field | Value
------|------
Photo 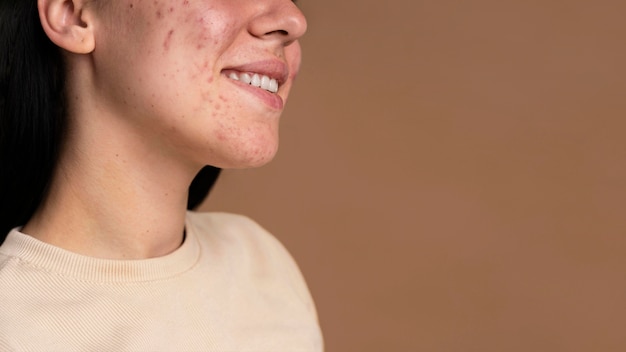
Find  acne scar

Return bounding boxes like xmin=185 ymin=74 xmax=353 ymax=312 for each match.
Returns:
xmin=163 ymin=29 xmax=174 ymax=50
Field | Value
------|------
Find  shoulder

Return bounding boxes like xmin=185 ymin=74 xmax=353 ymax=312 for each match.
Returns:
xmin=186 ymin=211 xmax=319 ymax=319
xmin=187 ymin=211 xmax=271 ymax=237
xmin=186 ymin=211 xmax=301 ymax=274
xmin=0 ymin=230 xmax=29 ymax=279
xmin=186 ymin=211 xmax=290 ymax=256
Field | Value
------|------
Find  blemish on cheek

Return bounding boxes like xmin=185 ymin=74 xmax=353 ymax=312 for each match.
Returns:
xmin=215 ymin=132 xmax=227 ymax=142
xmin=169 ymin=7 xmax=174 ymax=13
xmin=201 ymin=92 xmax=212 ymax=101
xmin=191 ymin=61 xmax=210 ymax=80
xmin=129 ymin=3 xmax=134 ymax=9
xmin=163 ymin=29 xmax=174 ymax=50
xmin=156 ymin=10 xmax=163 ymax=18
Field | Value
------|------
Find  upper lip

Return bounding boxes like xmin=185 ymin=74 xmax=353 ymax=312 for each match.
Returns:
xmin=221 ymin=60 xmax=289 ymax=86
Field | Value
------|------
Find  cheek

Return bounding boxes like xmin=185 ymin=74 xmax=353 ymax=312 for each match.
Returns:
xmin=112 ymin=2 xmax=276 ymax=167
xmin=170 ymin=6 xmax=241 ymax=87
xmin=190 ymin=4 xmax=241 ymax=51
xmin=213 ymin=96 xmax=280 ymax=165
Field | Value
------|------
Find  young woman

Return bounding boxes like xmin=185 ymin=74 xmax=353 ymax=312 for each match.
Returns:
xmin=0 ymin=0 xmax=322 ymax=350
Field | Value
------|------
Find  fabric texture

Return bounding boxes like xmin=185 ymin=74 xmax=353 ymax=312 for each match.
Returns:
xmin=0 ymin=212 xmax=323 ymax=351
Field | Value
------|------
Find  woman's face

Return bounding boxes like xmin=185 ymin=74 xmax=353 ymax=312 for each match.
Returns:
xmin=89 ymin=0 xmax=307 ymax=169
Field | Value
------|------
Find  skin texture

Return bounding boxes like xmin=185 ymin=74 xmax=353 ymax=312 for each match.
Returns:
xmin=23 ymin=0 xmax=307 ymax=259
xmin=91 ymin=0 xmax=306 ymax=169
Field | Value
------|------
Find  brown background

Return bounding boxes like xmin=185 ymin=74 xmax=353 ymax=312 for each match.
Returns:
xmin=201 ymin=0 xmax=626 ymax=351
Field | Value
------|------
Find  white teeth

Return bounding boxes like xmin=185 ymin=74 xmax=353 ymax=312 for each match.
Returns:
xmin=240 ymin=73 xmax=252 ymax=84
xmin=251 ymin=74 xmax=262 ymax=87
xmin=226 ymin=71 xmax=279 ymax=93
xmin=260 ymin=75 xmax=271 ymax=90
xmin=269 ymin=79 xmax=278 ymax=93
xmin=259 ymin=75 xmax=279 ymax=93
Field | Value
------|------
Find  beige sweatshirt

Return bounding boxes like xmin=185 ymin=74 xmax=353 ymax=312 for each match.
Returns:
xmin=0 ymin=212 xmax=323 ymax=351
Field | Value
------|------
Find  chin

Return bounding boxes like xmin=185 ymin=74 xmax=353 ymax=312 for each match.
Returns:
xmin=239 ymin=147 xmax=279 ymax=169
xmin=214 ymin=142 xmax=279 ymax=170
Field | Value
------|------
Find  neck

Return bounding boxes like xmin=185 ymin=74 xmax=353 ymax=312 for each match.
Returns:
xmin=23 ymin=112 xmax=200 ymax=260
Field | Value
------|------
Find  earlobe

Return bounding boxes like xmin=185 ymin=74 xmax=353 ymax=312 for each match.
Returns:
xmin=38 ymin=0 xmax=96 ymax=54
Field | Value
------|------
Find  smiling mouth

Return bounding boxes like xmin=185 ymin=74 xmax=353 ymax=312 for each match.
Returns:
xmin=223 ymin=71 xmax=279 ymax=93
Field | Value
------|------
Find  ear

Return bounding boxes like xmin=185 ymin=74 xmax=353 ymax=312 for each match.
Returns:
xmin=38 ymin=0 xmax=96 ymax=54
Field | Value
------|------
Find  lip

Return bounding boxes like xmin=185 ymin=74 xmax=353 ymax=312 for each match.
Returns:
xmin=224 ymin=77 xmax=285 ymax=110
xmin=221 ymin=60 xmax=289 ymax=110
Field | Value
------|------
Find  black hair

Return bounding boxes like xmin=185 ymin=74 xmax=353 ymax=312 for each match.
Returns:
xmin=0 ymin=2 xmax=219 ymax=244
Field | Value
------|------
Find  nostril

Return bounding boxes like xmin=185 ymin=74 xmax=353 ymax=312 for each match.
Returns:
xmin=267 ymin=29 xmax=289 ymax=36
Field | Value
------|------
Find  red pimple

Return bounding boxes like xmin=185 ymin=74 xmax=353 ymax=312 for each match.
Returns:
xmin=215 ymin=131 xmax=227 ymax=141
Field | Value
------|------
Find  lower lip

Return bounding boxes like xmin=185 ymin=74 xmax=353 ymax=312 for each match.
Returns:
xmin=224 ymin=77 xmax=284 ymax=110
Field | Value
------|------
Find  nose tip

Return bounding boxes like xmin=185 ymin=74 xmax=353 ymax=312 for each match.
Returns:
xmin=249 ymin=1 xmax=308 ymax=45
xmin=282 ymin=3 xmax=308 ymax=40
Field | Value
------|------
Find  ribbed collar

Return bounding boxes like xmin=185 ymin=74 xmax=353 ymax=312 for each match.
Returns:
xmin=0 ymin=214 xmax=201 ymax=283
